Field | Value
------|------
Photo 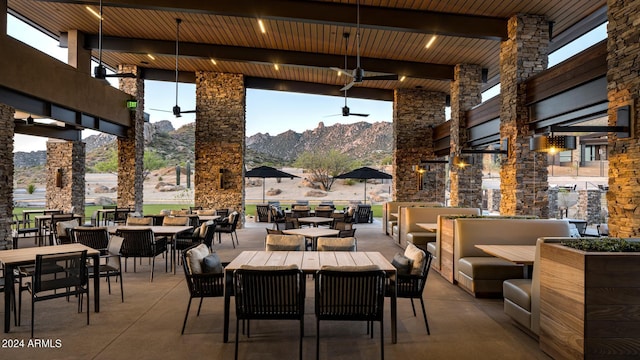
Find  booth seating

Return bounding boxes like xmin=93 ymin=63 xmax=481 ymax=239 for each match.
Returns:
xmin=394 ymin=207 xmax=480 ymax=249
xmin=382 ymin=201 xmax=442 ymax=236
xmin=454 ymin=219 xmax=570 ymax=297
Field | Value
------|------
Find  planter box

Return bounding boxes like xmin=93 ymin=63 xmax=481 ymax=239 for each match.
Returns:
xmin=438 ymin=217 xmax=456 ymax=283
xmin=539 ymin=242 xmax=640 ymax=359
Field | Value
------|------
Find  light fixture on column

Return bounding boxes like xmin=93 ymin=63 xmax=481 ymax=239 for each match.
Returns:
xmin=451 ymin=154 xmax=474 ymax=168
xmin=451 ymin=142 xmax=508 ymax=168
xmin=55 ymin=168 xmax=63 ymax=188
xmin=530 ymin=134 xmax=577 ymax=154
xmin=415 ymin=160 xmax=448 ymax=190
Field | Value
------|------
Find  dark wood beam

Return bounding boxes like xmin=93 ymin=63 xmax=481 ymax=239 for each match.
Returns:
xmin=73 ymin=34 xmax=455 ymax=80
xmin=42 ymin=0 xmax=508 ymax=40
xmin=14 ymin=122 xmax=81 ymax=141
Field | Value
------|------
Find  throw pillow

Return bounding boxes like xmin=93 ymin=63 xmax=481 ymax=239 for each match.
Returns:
xmin=404 ymin=242 xmax=426 ymax=275
xmin=202 ymin=253 xmax=223 ymax=274
xmin=185 ymin=244 xmax=209 ymax=274
xmin=56 ymin=219 xmax=79 ymax=237
xmin=391 ymin=253 xmax=413 ymax=275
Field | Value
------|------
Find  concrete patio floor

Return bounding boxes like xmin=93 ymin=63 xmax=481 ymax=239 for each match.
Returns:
xmin=1 ymin=218 xmax=550 ymax=359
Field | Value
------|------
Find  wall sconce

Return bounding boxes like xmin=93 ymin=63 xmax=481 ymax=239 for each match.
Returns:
xmin=414 ymin=160 xmax=448 ymax=190
xmin=219 ymin=168 xmax=225 ymax=190
xmin=530 ymin=134 xmax=577 ymax=154
xmin=55 ymin=168 xmax=63 ymax=188
xmin=452 ymin=155 xmax=474 ymax=168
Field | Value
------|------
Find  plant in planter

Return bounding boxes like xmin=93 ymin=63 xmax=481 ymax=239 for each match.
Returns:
xmin=539 ymin=238 xmax=640 ymax=359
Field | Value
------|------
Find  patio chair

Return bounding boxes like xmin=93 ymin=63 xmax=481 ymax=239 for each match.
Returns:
xmin=314 ymin=206 xmax=334 ymax=218
xmin=27 ymin=250 xmax=90 ymax=338
xmin=114 ymin=207 xmax=133 ymax=225
xmin=316 ymin=236 xmax=357 ymax=251
xmin=338 ymin=228 xmax=356 ymax=239
xmin=265 ymin=234 xmax=306 ymax=251
xmin=51 ymin=214 xmax=80 ymax=245
xmin=0 ymin=267 xmax=18 ymax=326
xmin=12 ymin=214 xmax=39 ymax=248
xmin=291 ymin=206 xmax=310 ymax=219
xmin=233 ymin=266 xmax=305 ymax=360
xmin=181 ymin=244 xmax=226 ymax=334
xmin=125 ymin=216 xmax=154 ymax=226
xmin=315 ymin=266 xmax=386 ymax=360
xmin=215 ymin=208 xmax=230 ymax=217
xmin=72 ymin=227 xmax=109 ymax=253
xmin=116 ymin=228 xmax=168 ymax=282
xmin=256 ymin=204 xmax=271 ymax=222
xmin=354 ymin=204 xmax=372 ymax=224
xmin=387 ymin=249 xmax=433 ymax=334
xmin=213 ymin=211 xmax=239 ymax=248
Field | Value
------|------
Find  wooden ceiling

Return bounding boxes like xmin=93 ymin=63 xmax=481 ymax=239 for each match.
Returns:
xmin=8 ymin=0 xmax=607 ymax=99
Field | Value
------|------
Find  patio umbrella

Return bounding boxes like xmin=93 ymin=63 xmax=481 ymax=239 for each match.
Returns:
xmin=244 ymin=166 xmax=299 ymax=203
xmin=334 ymin=166 xmax=392 ymax=204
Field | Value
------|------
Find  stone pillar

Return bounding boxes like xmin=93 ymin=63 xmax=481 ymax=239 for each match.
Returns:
xmin=606 ymin=0 xmax=640 ymax=237
xmin=499 ymin=14 xmax=550 ymax=217
xmin=450 ymin=64 xmax=483 ymax=208
xmin=66 ymin=30 xmax=91 ymax=75
xmin=194 ymin=71 xmax=245 ymax=226
xmin=576 ymin=189 xmax=601 ymax=225
xmin=0 ymin=103 xmax=14 ymax=249
xmin=46 ymin=140 xmax=85 ymax=215
xmin=117 ymin=65 xmax=144 ymax=212
xmin=393 ymin=89 xmax=447 ymax=203
xmin=487 ymin=189 xmax=501 ymax=213
xmin=548 ymin=188 xmax=558 ymax=219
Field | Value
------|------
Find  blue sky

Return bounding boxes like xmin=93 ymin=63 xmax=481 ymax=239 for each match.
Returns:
xmin=8 ymin=14 xmax=606 ymax=152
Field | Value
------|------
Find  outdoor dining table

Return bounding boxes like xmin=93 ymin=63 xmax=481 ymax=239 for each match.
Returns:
xmin=282 ymin=227 xmax=340 ymax=250
xmin=107 ymin=225 xmax=193 ymax=274
xmin=198 ymin=215 xmax=221 ymax=222
xmin=475 ymin=244 xmax=536 ymax=278
xmin=222 ymin=251 xmax=398 ymax=344
xmin=296 ymin=216 xmax=334 ymax=227
xmin=0 ymin=243 xmax=101 ymax=333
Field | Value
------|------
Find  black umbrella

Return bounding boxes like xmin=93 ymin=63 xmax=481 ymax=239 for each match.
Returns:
xmin=334 ymin=166 xmax=392 ymax=204
xmin=245 ymin=166 xmax=299 ymax=203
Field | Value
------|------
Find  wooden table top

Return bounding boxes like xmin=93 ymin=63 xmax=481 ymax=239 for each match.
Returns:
xmin=475 ymin=245 xmax=535 ymax=265
xmin=0 ymin=243 xmax=100 ymax=266
xmin=297 ymin=216 xmax=334 ymax=223
xmin=198 ymin=215 xmax=221 ymax=221
xmin=282 ymin=228 xmax=340 ymax=238
xmin=416 ymin=223 xmax=438 ymax=232
xmin=225 ymin=251 xmax=396 ymax=274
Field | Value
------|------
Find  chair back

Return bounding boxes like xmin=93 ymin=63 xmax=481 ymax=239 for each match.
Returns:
xmin=189 ymin=206 xmax=203 ymax=214
xmin=266 ymin=228 xmax=284 ymax=235
xmin=52 ymin=214 xmax=80 ymax=245
xmin=354 ymin=205 xmax=372 ymax=224
xmin=182 ymin=244 xmax=225 ymax=297
xmin=265 ymin=234 xmax=306 ymax=251
xmin=314 ymin=208 xmax=334 ymax=218
xmin=316 ymin=237 xmax=356 ymax=251
xmin=163 ymin=216 xmax=190 ymax=226
xmin=338 ymin=228 xmax=356 ymax=238
xmin=395 ymin=252 xmax=433 ymax=298
xmin=200 ymin=222 xmax=217 ymax=249
xmin=33 ymin=250 xmax=88 ymax=293
xmin=117 ymin=228 xmax=166 ymax=257
xmin=256 ymin=205 xmax=270 ymax=222
xmin=276 ymin=217 xmax=299 ymax=230
xmin=234 ymin=266 xmax=305 ymax=320
xmin=291 ymin=207 xmax=310 ymax=218
xmin=72 ymin=227 xmax=110 ymax=251
xmin=126 ymin=216 xmax=153 ymax=226
xmin=216 ymin=209 xmax=230 ymax=217
xmin=315 ymin=267 xmax=386 ymax=322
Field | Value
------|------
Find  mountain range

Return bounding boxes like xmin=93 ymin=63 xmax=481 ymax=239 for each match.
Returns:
xmin=14 ymin=120 xmax=393 ymax=173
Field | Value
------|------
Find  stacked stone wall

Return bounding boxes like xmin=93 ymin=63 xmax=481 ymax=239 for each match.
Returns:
xmin=393 ymin=89 xmax=446 ymax=203
xmin=606 ymin=1 xmax=640 ymax=237
xmin=499 ymin=14 xmax=550 ymax=217
xmin=46 ymin=140 xmax=85 ymax=215
xmin=0 ymin=104 xmax=14 ymax=249
xmin=575 ymin=190 xmax=602 ymax=225
xmin=487 ymin=189 xmax=501 ymax=213
xmin=117 ymin=65 xmax=144 ymax=212
xmin=194 ymin=72 xmax=245 ymax=226
xmin=450 ymin=64 xmax=483 ymax=208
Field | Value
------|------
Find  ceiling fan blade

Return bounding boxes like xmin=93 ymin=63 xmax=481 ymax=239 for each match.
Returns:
xmin=340 ymin=82 xmax=355 ymax=91
xmin=350 ymin=113 xmax=370 ymax=117
xmin=105 ymin=73 xmax=137 ymax=78
xmin=331 ymin=67 xmax=354 ymax=78
xmin=323 ymin=114 xmax=342 ymax=118
xmin=362 ymin=74 xmax=398 ymax=81
xmin=149 ymin=108 xmax=172 ymax=113
xmin=180 ymin=109 xmax=197 ymax=114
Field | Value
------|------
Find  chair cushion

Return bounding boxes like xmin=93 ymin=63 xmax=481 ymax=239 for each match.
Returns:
xmin=56 ymin=219 xmax=79 ymax=237
xmin=126 ymin=217 xmax=153 ymax=226
xmin=196 ymin=209 xmax=216 ymax=216
xmin=240 ymin=264 xmax=299 ymax=271
xmin=458 ymin=257 xmax=524 ymax=279
xmin=163 ymin=216 xmax=189 ymax=226
xmin=503 ymin=279 xmax=532 ymax=311
xmin=202 ymin=253 xmax=223 ymax=274
xmin=170 ymin=210 xmax=189 ymax=216
xmin=321 ymin=265 xmax=381 ymax=272
xmin=265 ymin=234 xmax=305 ymax=251
xmin=391 ymin=253 xmax=412 ymax=275
xmin=185 ymin=244 xmax=210 ymax=274
xmin=404 ymin=243 xmax=426 ymax=275
xmin=406 ymin=232 xmax=436 ymax=245
xmin=316 ymin=237 xmax=356 ymax=251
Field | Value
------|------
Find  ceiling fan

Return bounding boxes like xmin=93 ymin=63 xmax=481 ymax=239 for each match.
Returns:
xmin=150 ymin=18 xmax=196 ymax=118
xmin=93 ymin=0 xmax=136 ymax=80
xmin=326 ymin=34 xmax=369 ymax=118
xmin=331 ymin=0 xmax=398 ymax=91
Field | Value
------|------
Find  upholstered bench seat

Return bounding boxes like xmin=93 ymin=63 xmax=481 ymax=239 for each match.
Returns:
xmin=387 ymin=221 xmax=397 ymax=235
xmin=503 ymin=278 xmax=532 ymax=329
xmin=458 ymin=257 xmax=524 ymax=279
xmin=406 ymin=232 xmax=436 ymax=246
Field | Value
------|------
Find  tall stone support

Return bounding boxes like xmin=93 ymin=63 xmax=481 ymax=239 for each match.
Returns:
xmin=117 ymin=65 xmax=144 ymax=212
xmin=487 ymin=189 xmax=501 ymax=213
xmin=576 ymin=189 xmax=602 ymax=225
xmin=393 ymin=89 xmax=446 ymax=203
xmin=194 ymin=71 xmax=245 ymax=226
xmin=606 ymin=0 xmax=640 ymax=237
xmin=450 ymin=64 xmax=483 ymax=208
xmin=499 ymin=14 xmax=550 ymax=217
xmin=45 ymin=140 xmax=85 ymax=215
xmin=0 ymin=104 xmax=14 ymax=249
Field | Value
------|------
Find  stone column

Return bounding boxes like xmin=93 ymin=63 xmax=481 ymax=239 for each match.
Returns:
xmin=117 ymin=65 xmax=144 ymax=212
xmin=548 ymin=188 xmax=559 ymax=219
xmin=449 ymin=64 xmax=483 ymax=208
xmin=0 ymin=104 xmax=14 ymax=249
xmin=576 ymin=189 xmax=601 ymax=225
xmin=487 ymin=189 xmax=501 ymax=213
xmin=45 ymin=140 xmax=85 ymax=215
xmin=194 ymin=71 xmax=245 ymax=226
xmin=499 ymin=14 xmax=550 ymax=217
xmin=393 ymin=89 xmax=447 ymax=203
xmin=606 ymin=0 xmax=640 ymax=237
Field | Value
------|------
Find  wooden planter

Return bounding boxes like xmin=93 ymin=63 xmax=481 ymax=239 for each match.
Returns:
xmin=539 ymin=242 xmax=640 ymax=359
xmin=438 ymin=217 xmax=456 ymax=283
